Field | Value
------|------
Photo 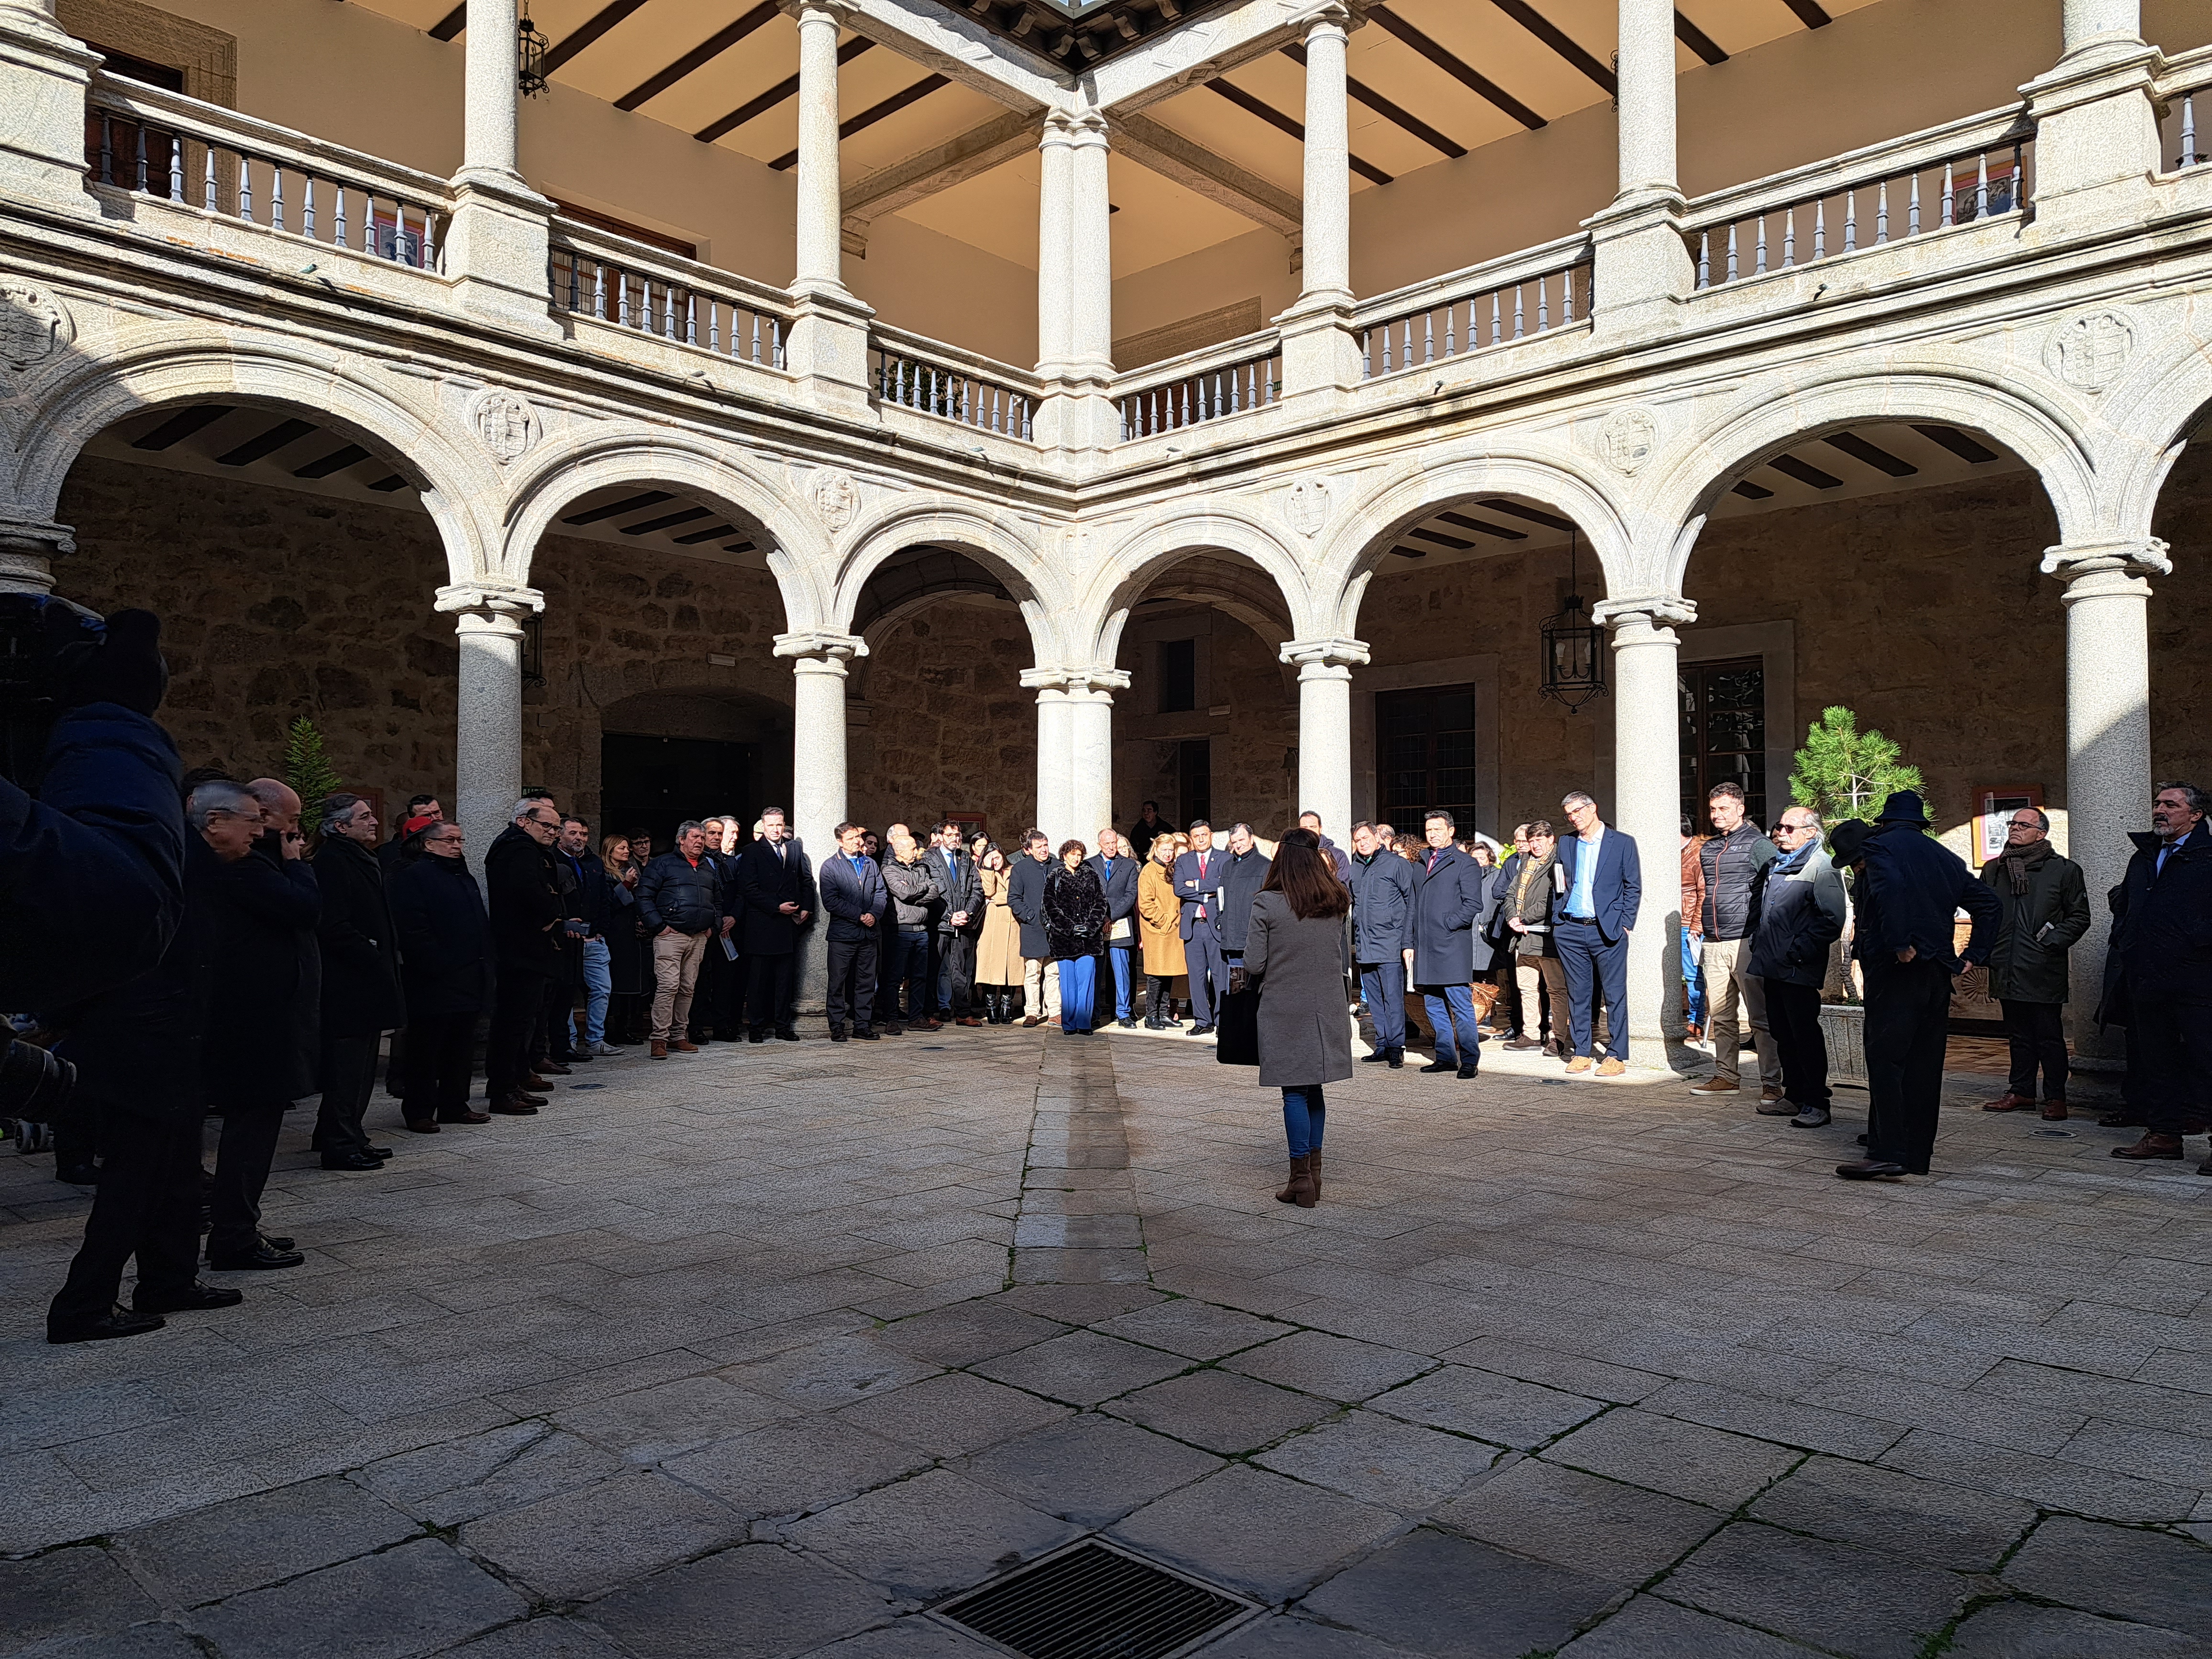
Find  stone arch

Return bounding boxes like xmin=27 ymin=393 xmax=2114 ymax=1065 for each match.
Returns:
xmin=1648 ymin=365 xmax=2102 ymax=591
xmin=4 ymin=333 xmax=496 ymax=584
xmin=2093 ymin=314 xmax=2212 ymax=545
xmin=1083 ymin=508 xmax=1316 ymax=667
xmin=830 ymin=498 xmax=1060 ymax=664
xmin=500 ymin=431 xmax=827 ymax=633
xmin=1313 ymin=449 xmax=1632 ymax=641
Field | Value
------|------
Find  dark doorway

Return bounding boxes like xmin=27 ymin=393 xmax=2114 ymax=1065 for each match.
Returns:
xmin=601 ymin=732 xmax=758 ymax=854
xmin=1178 ymin=739 xmax=1212 ymax=828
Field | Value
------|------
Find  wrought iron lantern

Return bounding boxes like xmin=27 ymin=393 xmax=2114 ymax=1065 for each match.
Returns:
xmin=520 ymin=613 xmax=546 ymax=688
xmin=518 ymin=14 xmax=549 ymax=99
xmin=1539 ymin=528 xmax=1606 ymax=711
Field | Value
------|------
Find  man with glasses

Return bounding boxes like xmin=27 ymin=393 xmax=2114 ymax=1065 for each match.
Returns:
xmin=1554 ymin=791 xmax=1642 ymax=1076
xmin=485 ymin=798 xmax=565 ymax=1114
xmin=638 ymin=819 xmax=726 ymax=1059
xmin=1975 ymin=807 xmax=2089 ymax=1122
xmin=1746 ymin=807 xmax=1847 ymax=1128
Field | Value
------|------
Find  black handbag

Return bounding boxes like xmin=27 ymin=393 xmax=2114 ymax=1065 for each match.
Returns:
xmin=1216 ymin=966 xmax=1261 ymax=1067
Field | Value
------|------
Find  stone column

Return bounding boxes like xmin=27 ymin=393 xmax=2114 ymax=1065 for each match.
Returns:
xmin=782 ymin=0 xmax=874 ymax=413
xmin=1596 ymin=595 xmax=1695 ymax=1059
xmin=1282 ymin=638 xmax=1370 ymax=842
xmin=1035 ymin=112 xmax=1077 ymax=381
xmin=1615 ymin=0 xmax=1678 ymax=199
xmin=0 ymin=0 xmax=100 ymax=216
xmin=1068 ymin=114 xmax=1114 ymax=377
xmin=1587 ymin=0 xmax=1693 ymax=328
xmin=2063 ymin=0 xmax=2139 ymax=53
xmin=1066 ymin=670 xmax=1126 ymax=850
xmin=776 ymin=629 xmax=863 ymax=1011
xmin=443 ymin=0 xmax=557 ymax=334
xmin=2026 ymin=0 xmax=2157 ymax=215
xmin=1028 ymin=679 xmax=1074 ymax=847
xmin=1277 ymin=3 xmax=1363 ymax=398
xmin=2046 ymin=539 xmax=2163 ymax=1062
xmin=0 ymin=517 xmax=73 ymax=596
xmin=437 ymin=584 xmax=541 ymax=876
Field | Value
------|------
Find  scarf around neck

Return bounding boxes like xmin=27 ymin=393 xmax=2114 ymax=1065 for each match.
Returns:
xmin=2001 ymin=837 xmax=2054 ymax=894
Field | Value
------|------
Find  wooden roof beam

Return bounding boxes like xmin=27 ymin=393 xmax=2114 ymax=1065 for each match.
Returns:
xmin=1114 ymin=109 xmax=1304 ymax=241
xmin=840 ymin=108 xmax=1041 ymax=255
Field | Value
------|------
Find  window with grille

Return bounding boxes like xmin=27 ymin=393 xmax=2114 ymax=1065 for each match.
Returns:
xmin=1159 ymin=639 xmax=1196 ymax=713
xmin=1178 ymin=739 xmax=1211 ymax=828
xmin=1376 ymin=685 xmax=1479 ymax=832
xmin=1680 ymin=658 xmax=1767 ymax=830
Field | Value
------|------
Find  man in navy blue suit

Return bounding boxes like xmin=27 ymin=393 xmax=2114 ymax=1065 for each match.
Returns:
xmin=1172 ymin=821 xmax=1228 ymax=1036
xmin=818 ymin=821 xmax=888 ymax=1040
xmin=1407 ymin=810 xmax=1494 ymax=1078
xmin=1087 ymin=829 xmax=1142 ymax=1028
xmin=1554 ymin=790 xmax=1642 ymax=1075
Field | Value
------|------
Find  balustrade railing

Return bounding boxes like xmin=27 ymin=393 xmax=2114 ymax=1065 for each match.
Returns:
xmin=869 ymin=332 xmax=1037 ymax=440
xmin=1356 ymin=241 xmax=1593 ymax=381
xmin=550 ymin=222 xmax=788 ymax=368
xmin=84 ymin=77 xmax=447 ymax=271
xmin=2157 ymin=47 xmax=2212 ymax=172
xmin=1686 ymin=111 xmax=2035 ymax=292
xmin=1115 ymin=337 xmax=1282 ymax=438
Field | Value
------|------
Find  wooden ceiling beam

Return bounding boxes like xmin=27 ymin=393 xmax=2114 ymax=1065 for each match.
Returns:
xmin=1281 ymin=42 xmax=1465 ymax=159
xmin=1674 ymin=8 xmax=1729 ymax=66
xmin=540 ymin=0 xmax=650 ymax=76
xmin=841 ymin=108 xmax=1040 ymax=254
xmin=1368 ymin=5 xmax=1548 ymax=130
xmin=769 ymin=73 xmax=952 ymax=171
xmin=429 ymin=3 xmax=466 ymax=43
xmin=617 ymin=2 xmax=779 ymax=111
xmin=1779 ymin=0 xmax=1834 ymax=26
xmin=1114 ymin=110 xmax=1303 ymax=241
xmin=695 ymin=36 xmax=873 ymax=144
xmin=1204 ymin=79 xmax=1394 ymax=186
xmin=1477 ymin=0 xmax=1614 ymax=97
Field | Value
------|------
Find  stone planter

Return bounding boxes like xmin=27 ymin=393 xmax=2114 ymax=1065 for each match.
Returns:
xmin=1820 ymin=1002 xmax=1866 ymax=1082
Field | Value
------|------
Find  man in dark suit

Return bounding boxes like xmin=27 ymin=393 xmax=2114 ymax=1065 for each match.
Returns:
xmin=1173 ymin=821 xmax=1229 ymax=1036
xmin=309 ymin=793 xmax=402 ymax=1171
xmin=1408 ymin=810 xmax=1492 ymax=1078
xmin=1218 ymin=822 xmax=1272 ymax=981
xmin=1088 ymin=829 xmax=1142 ymax=1028
xmin=819 ymin=821 xmax=888 ymax=1040
xmin=1554 ymin=790 xmax=1642 ymax=1076
xmin=1832 ymin=793 xmax=2000 ymax=1179
xmin=1299 ymin=811 xmax=1354 ymax=882
xmin=1007 ymin=829 xmax=1059 ymax=1026
xmin=736 ymin=807 xmax=814 ymax=1042
xmin=929 ymin=820 xmax=986 ymax=1027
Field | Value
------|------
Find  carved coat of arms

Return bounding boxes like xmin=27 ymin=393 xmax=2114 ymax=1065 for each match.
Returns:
xmin=2045 ymin=311 xmax=2133 ymax=394
xmin=470 ymin=391 xmax=540 ymax=464
xmin=0 ymin=283 xmax=75 ymax=371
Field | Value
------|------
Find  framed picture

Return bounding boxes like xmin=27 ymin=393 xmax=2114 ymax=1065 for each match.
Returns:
xmin=946 ymin=811 xmax=987 ymax=841
xmin=1973 ymin=785 xmax=2042 ymax=867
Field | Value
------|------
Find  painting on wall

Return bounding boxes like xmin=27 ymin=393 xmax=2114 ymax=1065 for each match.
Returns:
xmin=1972 ymin=785 xmax=2043 ymax=867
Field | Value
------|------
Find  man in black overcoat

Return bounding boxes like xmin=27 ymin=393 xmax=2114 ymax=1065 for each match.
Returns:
xmin=310 ymin=793 xmax=403 ymax=1170
xmin=485 ymin=799 xmax=565 ymax=1113
xmin=390 ymin=818 xmax=493 ymax=1130
xmin=737 ymin=807 xmax=815 ymax=1041
xmin=2103 ymin=782 xmax=2212 ymax=1170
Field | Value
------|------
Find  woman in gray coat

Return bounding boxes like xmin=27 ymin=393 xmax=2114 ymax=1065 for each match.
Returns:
xmin=1244 ymin=829 xmax=1354 ymax=1208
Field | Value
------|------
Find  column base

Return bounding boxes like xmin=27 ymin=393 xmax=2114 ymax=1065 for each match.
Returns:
xmin=1034 ymin=373 xmax=1123 ymax=458
xmin=1585 ymin=192 xmax=1694 ymax=341
xmin=1275 ymin=293 xmax=1363 ymax=402
xmin=0 ymin=517 xmax=74 ymax=596
xmin=787 ymin=283 xmax=876 ymax=418
xmin=2020 ymin=45 xmax=2163 ymax=234
xmin=0 ymin=14 xmax=100 ymax=218
xmin=444 ymin=172 xmax=561 ymax=340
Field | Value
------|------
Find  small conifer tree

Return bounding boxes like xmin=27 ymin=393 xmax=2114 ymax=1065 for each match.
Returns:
xmin=283 ymin=717 xmax=343 ymax=807
xmin=1788 ymin=706 xmax=1923 ymax=827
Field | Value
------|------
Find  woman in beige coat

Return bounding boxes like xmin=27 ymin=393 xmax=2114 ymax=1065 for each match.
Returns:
xmin=974 ymin=845 xmax=1025 ymax=1022
xmin=1137 ymin=836 xmax=1187 ymax=1029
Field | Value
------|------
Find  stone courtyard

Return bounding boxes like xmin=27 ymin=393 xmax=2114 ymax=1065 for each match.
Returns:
xmin=3 ymin=1030 xmax=2209 ymax=1659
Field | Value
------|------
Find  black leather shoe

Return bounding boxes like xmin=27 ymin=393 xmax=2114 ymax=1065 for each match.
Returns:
xmin=1835 ymin=1159 xmax=1908 ymax=1181
xmin=855 ymin=1028 xmax=880 ymax=1041
xmin=49 ymin=1306 xmax=165 ymax=1344
xmin=208 ymin=1242 xmax=305 ymax=1270
xmin=1457 ymin=1064 xmax=1480 ymax=1080
xmin=489 ymin=1096 xmax=540 ymax=1116
xmin=135 ymin=1280 xmax=244 ymax=1314
xmin=830 ymin=1024 xmax=849 ymax=1042
xmin=1388 ymin=1049 xmax=1405 ymax=1068
xmin=1188 ymin=1025 xmax=1215 ymax=1037
xmin=1419 ymin=1061 xmax=1454 ymax=1073
xmin=259 ymin=1234 xmax=295 ymax=1252
xmin=749 ymin=1029 xmax=768 ymax=1044
xmin=320 ymin=1151 xmax=384 ymax=1172
xmin=776 ymin=1028 xmax=800 ymax=1042
xmin=362 ymin=1145 xmax=394 ymax=1160
xmin=1361 ymin=1050 xmax=1393 ymax=1063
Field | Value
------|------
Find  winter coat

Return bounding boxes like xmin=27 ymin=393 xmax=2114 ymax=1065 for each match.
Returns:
xmin=637 ymin=851 xmax=726 ymax=936
xmin=1137 ymin=862 xmax=1187 ymax=977
xmin=884 ymin=855 xmax=945 ymax=930
xmin=1979 ymin=847 xmax=2090 ymax=1005
xmin=2104 ymin=822 xmax=2212 ymax=1019
xmin=1407 ymin=843 xmax=1495 ymax=986
xmin=1747 ymin=843 xmax=1847 ymax=988
xmin=1347 ymin=849 xmax=1415 ymax=964
xmin=1491 ymin=850 xmax=1559 ymax=958
xmin=736 ymin=839 xmax=816 ymax=956
xmin=1219 ymin=849 xmax=1272 ymax=952
xmin=976 ymin=867 xmax=1025 ymax=985
xmin=930 ymin=846 xmax=984 ymax=934
xmin=819 ymin=852 xmax=889 ymax=942
xmin=1044 ymin=863 xmax=1109 ymax=959
xmin=312 ymin=833 xmax=404 ymax=1037
xmin=1245 ymin=890 xmax=1354 ymax=1087
xmin=202 ymin=836 xmax=321 ymax=1105
xmin=1007 ymin=852 xmax=1054 ymax=960
xmin=1849 ymin=822 xmax=2000 ymax=970
xmin=603 ymin=862 xmax=644 ymax=994
xmin=1698 ymin=823 xmax=1776 ymax=940
xmin=1681 ymin=837 xmax=1707 ymax=931
xmin=389 ymin=852 xmax=492 ymax=1017
xmin=485 ymin=825 xmax=564 ymax=977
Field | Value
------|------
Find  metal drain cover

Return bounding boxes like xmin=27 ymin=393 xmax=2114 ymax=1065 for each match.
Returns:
xmin=937 ymin=1541 xmax=1251 ymax=1659
xmin=2028 ymin=1128 xmax=2075 ymax=1138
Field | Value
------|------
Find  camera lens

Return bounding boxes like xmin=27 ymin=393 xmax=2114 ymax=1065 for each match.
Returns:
xmin=0 ymin=1037 xmax=75 ymax=1122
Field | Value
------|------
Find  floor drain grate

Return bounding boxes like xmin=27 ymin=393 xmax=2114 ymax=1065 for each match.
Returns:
xmin=568 ymin=1083 xmax=605 ymax=1090
xmin=2027 ymin=1127 xmax=2075 ymax=1138
xmin=937 ymin=1542 xmax=1249 ymax=1659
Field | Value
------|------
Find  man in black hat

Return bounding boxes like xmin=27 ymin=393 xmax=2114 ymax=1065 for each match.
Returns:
xmin=1831 ymin=792 xmax=1999 ymax=1181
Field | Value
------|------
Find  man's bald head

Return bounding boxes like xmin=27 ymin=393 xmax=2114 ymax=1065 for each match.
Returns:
xmin=245 ymin=778 xmax=301 ymax=832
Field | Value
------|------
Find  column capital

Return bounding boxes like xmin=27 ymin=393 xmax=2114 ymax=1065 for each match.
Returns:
xmin=1021 ymin=664 xmax=1129 ymax=697
xmin=2042 ymin=537 xmax=2169 ymax=587
xmin=1279 ymin=637 xmax=1370 ymax=675
xmin=774 ymin=628 xmax=868 ymax=664
xmin=1068 ymin=111 xmax=1111 ymax=148
xmin=1593 ymin=594 xmax=1697 ymax=635
xmin=0 ymin=515 xmax=74 ymax=596
xmin=436 ymin=582 xmax=543 ymax=631
xmin=1291 ymin=1 xmax=1356 ymax=40
xmin=780 ymin=0 xmax=853 ymax=23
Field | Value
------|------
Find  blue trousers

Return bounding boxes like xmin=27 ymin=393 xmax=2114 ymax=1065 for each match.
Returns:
xmin=1185 ymin=928 xmax=1226 ymax=1027
xmin=580 ymin=938 xmax=611 ymax=1046
xmin=1681 ymin=927 xmax=1707 ymax=1031
xmin=1557 ymin=918 xmax=1629 ymax=1061
xmin=1359 ymin=958 xmax=1406 ymax=1051
xmin=1419 ymin=982 xmax=1482 ymax=1066
xmin=1282 ymin=1085 xmax=1327 ymax=1158
xmin=1105 ymin=945 xmax=1133 ymax=1019
xmin=1059 ymin=954 xmax=1098 ymax=1032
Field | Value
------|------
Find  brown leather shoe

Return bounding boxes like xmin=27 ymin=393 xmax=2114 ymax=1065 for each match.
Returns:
xmin=1758 ymin=1088 xmax=1786 ymax=1107
xmin=1504 ymin=1036 xmax=1544 ymax=1051
xmin=435 ymin=1108 xmax=490 ymax=1125
xmin=489 ymin=1095 xmax=540 ymax=1116
xmin=1689 ymin=1077 xmax=1738 ymax=1095
xmin=405 ymin=1118 xmax=441 ymax=1134
xmin=524 ymin=1073 xmax=551 ymax=1091
xmin=1982 ymin=1092 xmax=2036 ymax=1113
xmin=2112 ymin=1132 xmax=2184 ymax=1161
xmin=538 ymin=1061 xmax=572 ymax=1077
xmin=924 ymin=1018 xmax=944 ymax=1031
xmin=670 ymin=1040 xmax=699 ymax=1053
xmin=650 ymin=1040 xmax=668 ymax=1059
xmin=1021 ymin=1016 xmax=1043 ymax=1027
xmin=957 ymin=1017 xmax=984 ymax=1027
xmin=1565 ymin=1056 xmax=1593 ymax=1074
xmin=1597 ymin=1057 xmax=1626 ymax=1077
xmin=2040 ymin=1100 xmax=2068 ymax=1121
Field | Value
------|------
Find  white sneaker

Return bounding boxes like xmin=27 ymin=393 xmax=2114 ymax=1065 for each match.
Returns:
xmin=594 ymin=1040 xmax=620 ymax=1057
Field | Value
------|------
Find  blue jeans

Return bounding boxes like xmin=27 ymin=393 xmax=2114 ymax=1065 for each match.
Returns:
xmin=1360 ymin=958 xmax=1406 ymax=1051
xmin=580 ymin=938 xmax=611 ymax=1046
xmin=1059 ymin=954 xmax=1098 ymax=1031
xmin=1282 ymin=1085 xmax=1327 ymax=1158
xmin=1681 ymin=927 xmax=1707 ymax=1031
xmin=1420 ymin=982 xmax=1482 ymax=1065
xmin=1105 ymin=945 xmax=1133 ymax=1019
xmin=890 ymin=930 xmax=931 ymax=1021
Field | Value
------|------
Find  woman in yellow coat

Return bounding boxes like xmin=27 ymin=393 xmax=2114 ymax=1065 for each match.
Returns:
xmin=974 ymin=845 xmax=1026 ymax=1022
xmin=1137 ymin=836 xmax=1187 ymax=1029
